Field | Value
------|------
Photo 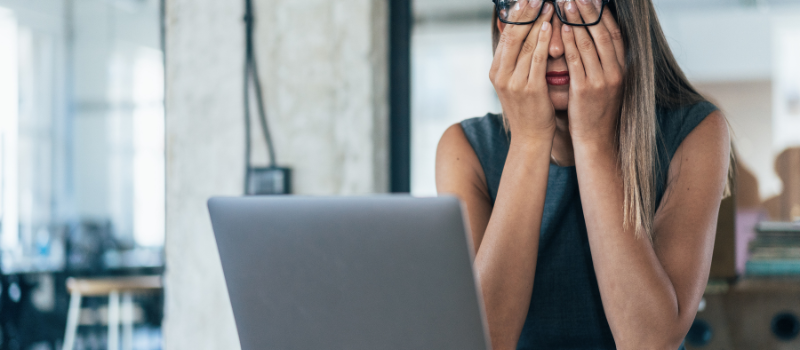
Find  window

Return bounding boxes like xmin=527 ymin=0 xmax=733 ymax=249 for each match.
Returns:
xmin=0 ymin=0 xmax=164 ymax=274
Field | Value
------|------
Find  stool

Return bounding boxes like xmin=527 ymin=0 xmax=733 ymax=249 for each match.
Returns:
xmin=62 ymin=276 xmax=162 ymax=350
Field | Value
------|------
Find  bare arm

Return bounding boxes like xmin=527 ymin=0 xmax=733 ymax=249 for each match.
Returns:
xmin=436 ymin=125 xmax=552 ymax=350
xmin=573 ymin=112 xmax=729 ymax=349
xmin=436 ymin=2 xmax=559 ymax=349
xmin=559 ymin=3 xmax=731 ymax=348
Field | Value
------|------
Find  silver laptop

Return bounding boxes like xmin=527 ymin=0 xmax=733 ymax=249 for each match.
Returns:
xmin=208 ymin=196 xmax=490 ymax=350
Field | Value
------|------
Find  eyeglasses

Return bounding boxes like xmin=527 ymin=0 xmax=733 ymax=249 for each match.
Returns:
xmin=493 ymin=0 xmax=610 ymax=26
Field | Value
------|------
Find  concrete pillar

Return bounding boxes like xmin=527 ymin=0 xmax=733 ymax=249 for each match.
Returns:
xmin=163 ymin=0 xmax=388 ymax=348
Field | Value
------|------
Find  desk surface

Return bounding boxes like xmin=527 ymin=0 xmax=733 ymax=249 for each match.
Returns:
xmin=66 ymin=275 xmax=162 ymax=296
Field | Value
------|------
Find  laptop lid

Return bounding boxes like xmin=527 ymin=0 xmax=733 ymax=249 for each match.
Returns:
xmin=208 ymin=196 xmax=489 ymax=350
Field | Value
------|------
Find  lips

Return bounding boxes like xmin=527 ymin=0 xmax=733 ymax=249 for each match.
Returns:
xmin=546 ymin=71 xmax=570 ymax=86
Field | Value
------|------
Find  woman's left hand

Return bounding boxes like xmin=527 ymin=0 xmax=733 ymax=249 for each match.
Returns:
xmin=561 ymin=0 xmax=626 ymax=145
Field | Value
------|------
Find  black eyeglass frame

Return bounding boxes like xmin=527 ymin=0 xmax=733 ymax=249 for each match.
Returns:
xmin=492 ymin=0 xmax=611 ymax=26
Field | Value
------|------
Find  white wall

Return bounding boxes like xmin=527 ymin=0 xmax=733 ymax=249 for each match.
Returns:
xmin=251 ymin=0 xmax=389 ymax=195
xmin=164 ymin=0 xmax=388 ymax=349
xmin=658 ymin=6 xmax=788 ymax=83
xmin=164 ymin=0 xmax=243 ymax=348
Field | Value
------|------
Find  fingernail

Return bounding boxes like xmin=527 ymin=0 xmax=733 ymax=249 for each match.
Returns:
xmin=580 ymin=0 xmax=590 ymax=4
xmin=543 ymin=2 xmax=552 ymax=12
xmin=515 ymin=3 xmax=520 ymax=11
xmin=530 ymin=0 xmax=542 ymax=8
xmin=541 ymin=22 xmax=550 ymax=31
xmin=563 ymin=24 xmax=571 ymax=32
xmin=566 ymin=1 xmax=577 ymax=12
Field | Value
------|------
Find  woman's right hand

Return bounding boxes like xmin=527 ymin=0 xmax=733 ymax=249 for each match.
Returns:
xmin=489 ymin=1 xmax=556 ymax=142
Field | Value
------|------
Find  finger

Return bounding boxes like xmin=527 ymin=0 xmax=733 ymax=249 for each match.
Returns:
xmin=506 ymin=0 xmax=542 ymax=24
xmin=528 ymin=19 xmax=554 ymax=86
xmin=510 ymin=3 xmax=554 ymax=83
xmin=598 ymin=1 xmax=626 ymax=69
xmin=561 ymin=24 xmax=586 ymax=84
xmin=489 ymin=22 xmax=505 ymax=82
xmin=496 ymin=0 xmax=544 ymax=77
xmin=562 ymin=0 xmax=603 ymax=80
xmin=575 ymin=0 xmax=621 ymax=75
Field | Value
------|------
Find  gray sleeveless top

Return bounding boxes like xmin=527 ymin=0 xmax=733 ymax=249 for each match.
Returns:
xmin=460 ymin=102 xmax=717 ymax=349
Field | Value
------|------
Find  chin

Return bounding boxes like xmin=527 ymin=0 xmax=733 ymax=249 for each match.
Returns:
xmin=549 ymin=89 xmax=569 ymax=111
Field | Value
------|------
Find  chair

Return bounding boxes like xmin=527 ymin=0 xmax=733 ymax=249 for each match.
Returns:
xmin=62 ymin=276 xmax=162 ymax=350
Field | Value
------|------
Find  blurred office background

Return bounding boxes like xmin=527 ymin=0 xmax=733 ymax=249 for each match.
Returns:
xmin=0 ymin=0 xmax=164 ymax=349
xmin=0 ymin=0 xmax=799 ymax=349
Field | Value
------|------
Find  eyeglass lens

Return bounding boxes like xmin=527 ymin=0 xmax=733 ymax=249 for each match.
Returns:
xmin=496 ymin=0 xmax=603 ymax=25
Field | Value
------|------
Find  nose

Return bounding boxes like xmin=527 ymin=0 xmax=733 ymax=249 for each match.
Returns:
xmin=549 ymin=16 xmax=565 ymax=59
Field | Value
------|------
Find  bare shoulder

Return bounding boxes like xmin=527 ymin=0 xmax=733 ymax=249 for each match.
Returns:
xmin=437 ymin=123 xmax=477 ymax=164
xmin=435 ymin=123 xmax=487 ymax=196
xmin=686 ymin=110 xmax=730 ymax=150
xmin=666 ymin=109 xmax=731 ymax=198
xmin=671 ymin=110 xmax=730 ymax=170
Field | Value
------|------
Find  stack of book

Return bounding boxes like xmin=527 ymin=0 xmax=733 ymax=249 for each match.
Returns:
xmin=746 ymin=221 xmax=800 ymax=276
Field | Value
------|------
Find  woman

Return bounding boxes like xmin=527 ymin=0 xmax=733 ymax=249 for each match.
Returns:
xmin=435 ymin=0 xmax=733 ymax=349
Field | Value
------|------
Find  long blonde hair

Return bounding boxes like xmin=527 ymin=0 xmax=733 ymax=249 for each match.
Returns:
xmin=492 ymin=0 xmax=734 ymax=240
